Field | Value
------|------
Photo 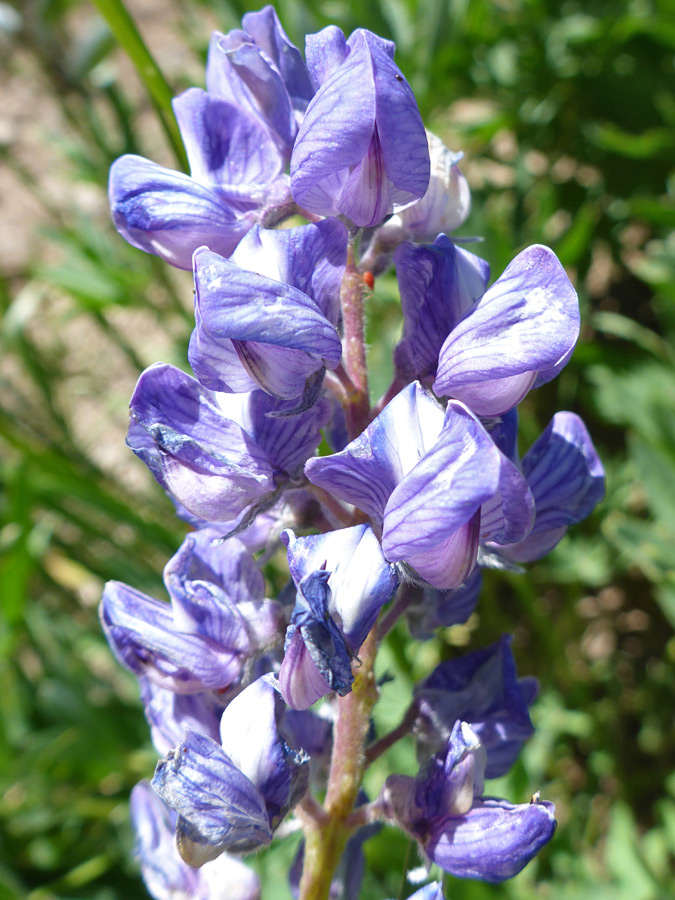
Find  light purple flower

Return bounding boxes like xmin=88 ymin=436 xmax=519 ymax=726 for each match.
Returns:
xmin=291 ymin=28 xmax=429 ymax=227
xmin=492 ymin=411 xmax=605 ymax=562
xmin=152 ymin=676 xmax=308 ymax=865
xmin=100 ymin=532 xmax=282 ymax=693
xmin=380 ymin=130 xmax=471 ymax=246
xmin=378 ymin=721 xmax=556 ymax=882
xmin=109 ymin=89 xmax=289 ymax=270
xmin=206 ymin=5 xmax=314 ymax=159
xmin=189 ymin=220 xmax=346 ymax=403
xmin=140 ymin=677 xmax=225 ymax=757
xmin=414 ymin=636 xmax=538 ymax=778
xmin=130 ymin=781 xmax=261 ymax=900
xmin=394 ymin=236 xmax=490 ymax=383
xmin=433 ymin=245 xmax=580 ymax=416
xmin=128 ymin=363 xmax=331 ymax=522
xmin=278 ymin=525 xmax=398 ymax=708
xmin=306 ymin=383 xmax=533 ymax=589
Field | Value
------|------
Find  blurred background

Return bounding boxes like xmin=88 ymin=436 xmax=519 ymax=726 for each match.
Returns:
xmin=0 ymin=0 xmax=673 ymax=897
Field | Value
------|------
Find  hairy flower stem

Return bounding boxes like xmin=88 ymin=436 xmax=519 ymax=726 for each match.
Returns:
xmin=298 ymin=629 xmax=379 ymax=900
xmin=340 ymin=237 xmax=371 ymax=438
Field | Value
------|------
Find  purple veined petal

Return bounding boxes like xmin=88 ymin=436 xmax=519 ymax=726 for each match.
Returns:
xmin=188 ymin=314 xmax=261 ymax=395
xmin=231 ymin=391 xmax=332 ymax=477
xmin=139 ymin=678 xmax=224 ymax=757
xmin=131 ymin=781 xmax=262 ymax=900
xmin=434 ymin=245 xmax=580 ymax=416
xmin=278 ymin=627 xmax=333 ymax=710
xmin=164 ymin=529 xmax=284 ymax=652
xmin=219 ymin=674 xmax=309 ymax=827
xmin=395 ymin=131 xmax=471 ymax=240
xmin=168 ymin=580 xmax=255 ymax=651
xmin=152 ymin=730 xmax=273 ymax=865
xmin=439 ymin=371 xmax=537 ymax=419
xmin=414 ymin=635 xmax=535 ymax=779
xmin=173 ymin=89 xmax=283 ymax=192
xmin=205 ymin=27 xmax=297 ymax=157
xmin=129 ymin=363 xmax=275 ymax=521
xmin=231 ymin=220 xmax=348 ymax=327
xmin=165 ymin=531 xmax=265 ymax=607
xmin=479 ymin=450 xmax=535 ymax=545
xmin=305 ymin=25 xmax=348 ymax=89
xmin=241 ymin=6 xmax=314 ymax=112
xmin=336 ymin=129 xmax=401 ymax=228
xmin=382 ymin=402 xmax=501 ymax=560
xmin=290 ymin=33 xmax=376 ymax=218
xmin=496 ymin=411 xmax=605 ymax=562
xmin=305 ymin=382 xmax=445 ymax=524
xmin=401 ymin=514 xmax=480 ymax=590
xmin=486 ymin=408 xmax=519 ymax=463
xmin=420 ymin=722 xmax=487 ymax=819
xmin=424 ymin=797 xmax=556 ymax=882
xmin=291 ymin=29 xmax=428 ymax=225
xmin=281 ymin=525 xmax=398 ymax=651
xmin=394 ymin=235 xmax=490 ymax=382
xmin=362 ymin=30 xmax=429 ymax=202
xmin=406 ymin=569 xmax=483 ymax=640
xmin=100 ymin=582 xmax=245 ymax=692
xmin=109 ymin=155 xmax=254 ymax=269
xmin=190 ymin=247 xmax=342 ymax=397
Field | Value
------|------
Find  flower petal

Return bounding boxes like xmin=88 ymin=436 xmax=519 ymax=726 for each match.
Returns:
xmin=425 ymin=798 xmax=556 ymax=882
xmin=382 ymin=402 xmax=501 ymax=560
xmin=109 ymin=155 xmax=252 ymax=269
xmin=497 ymin=412 xmax=605 ymax=562
xmin=190 ymin=246 xmax=342 ymax=397
xmin=129 ymin=363 xmax=275 ymax=521
xmin=394 ymin=235 xmax=490 ymax=382
xmin=173 ymin=88 xmax=283 ymax=191
xmin=152 ymin=731 xmax=273 ymax=864
xmin=100 ymin=582 xmax=247 ymax=693
xmin=434 ymin=245 xmax=580 ymax=415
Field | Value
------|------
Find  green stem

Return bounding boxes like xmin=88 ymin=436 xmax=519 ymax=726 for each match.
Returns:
xmin=298 ymin=629 xmax=379 ymax=900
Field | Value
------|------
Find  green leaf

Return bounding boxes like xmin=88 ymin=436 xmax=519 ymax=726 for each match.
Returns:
xmin=89 ymin=0 xmax=188 ymax=170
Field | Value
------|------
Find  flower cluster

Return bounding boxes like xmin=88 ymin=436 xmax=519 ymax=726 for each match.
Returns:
xmin=102 ymin=7 xmax=605 ymax=899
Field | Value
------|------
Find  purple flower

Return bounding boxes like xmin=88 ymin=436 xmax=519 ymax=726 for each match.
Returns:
xmin=433 ymin=245 xmax=580 ymax=416
xmin=290 ymin=28 xmax=429 ymax=226
xmin=206 ymin=5 xmax=314 ymax=160
xmin=140 ymin=677 xmax=226 ymax=757
xmin=189 ymin=220 xmax=346 ymax=403
xmin=414 ymin=636 xmax=538 ymax=778
xmin=130 ymin=781 xmax=261 ymax=900
xmin=406 ymin=569 xmax=483 ymax=640
xmin=100 ymin=531 xmax=282 ymax=693
xmin=379 ymin=131 xmax=471 ymax=246
xmin=305 ymin=383 xmax=533 ymax=589
xmin=491 ymin=411 xmax=605 ymax=562
xmin=394 ymin=236 xmax=490 ymax=383
xmin=278 ymin=525 xmax=398 ymax=709
xmin=109 ymin=88 xmax=289 ymax=270
xmin=379 ymin=722 xmax=556 ymax=882
xmin=128 ymin=363 xmax=331 ymax=522
xmin=152 ymin=676 xmax=308 ymax=865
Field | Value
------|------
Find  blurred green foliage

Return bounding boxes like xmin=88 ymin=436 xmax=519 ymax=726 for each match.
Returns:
xmin=0 ymin=0 xmax=673 ymax=898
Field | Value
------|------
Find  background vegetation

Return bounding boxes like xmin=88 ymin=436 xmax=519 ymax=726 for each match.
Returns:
xmin=0 ymin=0 xmax=673 ymax=897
